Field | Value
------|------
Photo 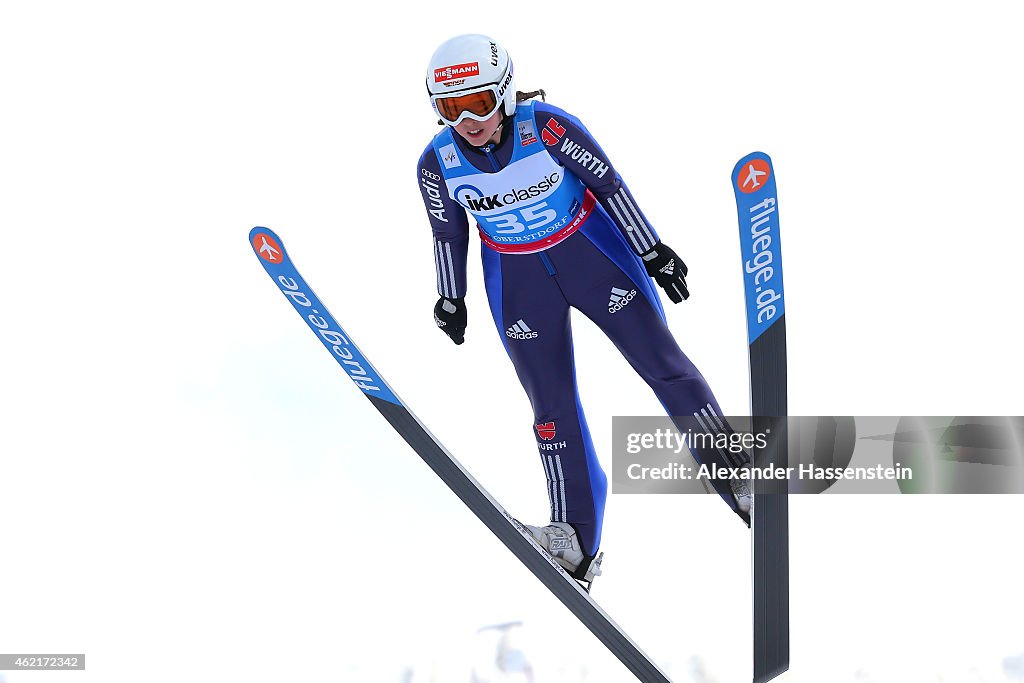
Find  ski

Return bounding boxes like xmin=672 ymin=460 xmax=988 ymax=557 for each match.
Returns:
xmin=732 ymin=152 xmax=791 ymax=683
xmin=248 ymin=227 xmax=673 ymax=683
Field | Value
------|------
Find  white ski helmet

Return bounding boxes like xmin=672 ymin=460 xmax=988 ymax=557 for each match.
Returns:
xmin=426 ymin=34 xmax=516 ymax=126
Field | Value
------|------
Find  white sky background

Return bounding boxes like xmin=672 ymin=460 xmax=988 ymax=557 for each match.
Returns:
xmin=1 ymin=1 xmax=1023 ymax=682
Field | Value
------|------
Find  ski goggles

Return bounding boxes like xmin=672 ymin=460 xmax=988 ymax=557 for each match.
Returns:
xmin=431 ymin=84 xmax=502 ymax=126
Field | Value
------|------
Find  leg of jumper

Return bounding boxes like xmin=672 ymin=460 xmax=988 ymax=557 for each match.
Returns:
xmin=482 ymin=245 xmax=608 ymax=556
xmin=549 ymin=227 xmax=748 ymax=514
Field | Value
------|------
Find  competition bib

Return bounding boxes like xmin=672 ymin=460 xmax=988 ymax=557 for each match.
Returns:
xmin=433 ymin=102 xmax=595 ymax=253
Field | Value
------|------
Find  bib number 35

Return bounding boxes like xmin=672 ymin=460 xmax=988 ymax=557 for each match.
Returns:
xmin=487 ymin=202 xmax=558 ymax=234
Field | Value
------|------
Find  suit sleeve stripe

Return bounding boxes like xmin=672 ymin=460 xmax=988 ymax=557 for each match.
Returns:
xmin=443 ymin=242 xmax=457 ymax=297
xmin=612 ymin=197 xmax=649 ymax=252
xmin=434 ymin=241 xmax=445 ymax=296
xmin=616 ymin=188 xmax=658 ymax=246
xmin=435 ymin=239 xmax=456 ymax=298
xmin=610 ymin=194 xmax=651 ymax=252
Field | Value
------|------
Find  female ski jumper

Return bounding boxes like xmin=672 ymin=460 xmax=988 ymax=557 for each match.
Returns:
xmin=417 ymin=98 xmax=748 ymax=576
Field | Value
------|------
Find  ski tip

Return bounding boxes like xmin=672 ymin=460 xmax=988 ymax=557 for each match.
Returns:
xmin=732 ymin=152 xmax=775 ymax=198
xmin=249 ymin=225 xmax=281 ymax=243
xmin=249 ymin=227 xmax=288 ymax=266
xmin=732 ymin=151 xmax=772 ymax=174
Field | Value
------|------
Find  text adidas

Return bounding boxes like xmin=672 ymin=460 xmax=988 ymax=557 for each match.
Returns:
xmin=608 ymin=287 xmax=637 ymax=313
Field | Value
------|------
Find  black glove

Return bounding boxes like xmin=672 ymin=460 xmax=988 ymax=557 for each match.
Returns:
xmin=641 ymin=242 xmax=689 ymax=303
xmin=433 ymin=296 xmax=467 ymax=345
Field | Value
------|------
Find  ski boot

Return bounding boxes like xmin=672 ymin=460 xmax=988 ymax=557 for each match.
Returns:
xmin=731 ymin=472 xmax=753 ymax=516
xmin=523 ymin=521 xmax=603 ymax=590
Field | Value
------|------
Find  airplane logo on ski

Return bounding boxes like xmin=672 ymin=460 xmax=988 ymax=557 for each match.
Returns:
xmin=743 ymin=165 xmax=766 ymax=189
xmin=737 ymin=159 xmax=772 ymax=194
xmin=253 ymin=233 xmax=283 ymax=263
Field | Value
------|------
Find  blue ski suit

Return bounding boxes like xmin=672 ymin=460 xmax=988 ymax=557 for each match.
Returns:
xmin=417 ymin=100 xmax=743 ymax=559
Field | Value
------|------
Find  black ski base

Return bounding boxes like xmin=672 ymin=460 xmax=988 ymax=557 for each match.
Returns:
xmin=752 ymin=416 xmax=790 ymax=683
xmin=750 ymin=317 xmax=790 ymax=683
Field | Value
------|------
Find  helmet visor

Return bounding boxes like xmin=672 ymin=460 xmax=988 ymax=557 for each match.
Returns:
xmin=433 ymin=88 xmax=499 ymax=125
